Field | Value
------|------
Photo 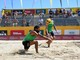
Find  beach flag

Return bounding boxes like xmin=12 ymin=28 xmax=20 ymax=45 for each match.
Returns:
xmin=11 ymin=0 xmax=13 ymax=8
xmin=60 ymin=0 xmax=62 ymax=7
xmin=76 ymin=0 xmax=78 ymax=7
xmin=67 ymin=0 xmax=69 ymax=6
xmin=20 ymin=0 xmax=23 ymax=8
xmin=50 ymin=0 xmax=53 ymax=8
xmin=40 ymin=0 xmax=42 ymax=8
xmin=4 ymin=0 xmax=6 ymax=9
xmin=32 ymin=0 xmax=37 ymax=8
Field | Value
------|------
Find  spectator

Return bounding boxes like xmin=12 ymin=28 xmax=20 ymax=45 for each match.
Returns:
xmin=0 ymin=18 xmax=2 ymax=26
xmin=14 ymin=11 xmax=18 ymax=19
xmin=4 ymin=17 xmax=11 ymax=26
xmin=0 ymin=11 xmax=2 ymax=18
xmin=62 ymin=9 xmax=67 ymax=18
xmin=62 ymin=9 xmax=66 ymax=14
xmin=55 ymin=9 xmax=59 ymax=17
xmin=30 ymin=13 xmax=34 ymax=26
xmin=38 ymin=18 xmax=43 ymax=26
xmin=22 ymin=19 xmax=26 ymax=26
xmin=12 ymin=18 xmax=19 ymax=26
xmin=6 ymin=12 xmax=11 ymax=16
xmin=59 ymin=9 xmax=62 ymax=14
xmin=72 ymin=13 xmax=78 ymax=17
xmin=78 ymin=9 xmax=80 ymax=16
xmin=49 ymin=9 xmax=53 ymax=15
xmin=26 ymin=21 xmax=30 ymax=26
xmin=49 ymin=9 xmax=54 ymax=18
xmin=0 ymin=12 xmax=2 ymax=26
xmin=2 ymin=13 xmax=7 ymax=19
xmin=39 ymin=11 xmax=44 ymax=18
xmin=22 ymin=11 xmax=27 ymax=19
xmin=67 ymin=9 xmax=72 ymax=18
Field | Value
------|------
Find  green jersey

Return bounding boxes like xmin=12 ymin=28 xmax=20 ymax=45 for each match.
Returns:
xmin=23 ymin=32 xmax=36 ymax=42
xmin=48 ymin=20 xmax=54 ymax=33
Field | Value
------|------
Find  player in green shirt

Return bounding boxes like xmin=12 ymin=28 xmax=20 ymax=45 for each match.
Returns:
xmin=45 ymin=18 xmax=57 ymax=47
xmin=22 ymin=25 xmax=52 ymax=53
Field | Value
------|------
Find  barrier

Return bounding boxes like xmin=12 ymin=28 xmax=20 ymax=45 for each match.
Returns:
xmin=0 ymin=35 xmax=80 ymax=40
xmin=0 ymin=26 xmax=80 ymax=35
xmin=0 ymin=26 xmax=80 ymax=40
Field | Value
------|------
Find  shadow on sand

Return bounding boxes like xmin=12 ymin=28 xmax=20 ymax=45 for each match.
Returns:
xmin=10 ymin=49 xmax=33 ymax=55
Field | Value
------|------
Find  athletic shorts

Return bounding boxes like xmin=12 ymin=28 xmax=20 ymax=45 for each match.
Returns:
xmin=22 ymin=41 xmax=30 ymax=50
xmin=48 ymin=31 xmax=54 ymax=36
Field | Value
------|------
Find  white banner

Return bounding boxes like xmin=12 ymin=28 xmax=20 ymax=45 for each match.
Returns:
xmin=53 ymin=30 xmax=61 ymax=35
xmin=64 ymin=30 xmax=79 ymax=35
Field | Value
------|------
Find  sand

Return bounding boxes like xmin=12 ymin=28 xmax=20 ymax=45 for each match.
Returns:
xmin=0 ymin=40 xmax=80 ymax=60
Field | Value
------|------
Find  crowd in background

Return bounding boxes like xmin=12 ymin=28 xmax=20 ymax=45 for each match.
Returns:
xmin=49 ymin=9 xmax=80 ymax=18
xmin=0 ymin=8 xmax=80 ymax=27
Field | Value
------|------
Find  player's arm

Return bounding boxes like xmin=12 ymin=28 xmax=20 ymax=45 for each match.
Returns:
xmin=30 ymin=31 xmax=38 ymax=36
xmin=45 ymin=26 xmax=48 ymax=35
xmin=53 ymin=24 xmax=57 ymax=31
xmin=38 ymin=34 xmax=51 ymax=40
xmin=30 ymin=31 xmax=51 ymax=40
xmin=53 ymin=24 xmax=59 ymax=34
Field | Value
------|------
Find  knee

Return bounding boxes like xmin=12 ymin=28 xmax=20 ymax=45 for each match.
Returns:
xmin=35 ymin=41 xmax=38 ymax=44
xmin=50 ymin=40 xmax=52 ymax=43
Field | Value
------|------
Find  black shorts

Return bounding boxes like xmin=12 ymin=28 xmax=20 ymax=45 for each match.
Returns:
xmin=22 ymin=41 xmax=30 ymax=50
xmin=49 ymin=31 xmax=54 ymax=36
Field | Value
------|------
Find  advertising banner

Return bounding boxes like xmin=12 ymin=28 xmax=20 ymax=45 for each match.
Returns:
xmin=53 ymin=30 xmax=62 ymax=35
xmin=64 ymin=30 xmax=79 ymax=35
xmin=36 ymin=9 xmax=46 ymax=14
xmin=29 ymin=30 xmax=44 ymax=35
xmin=12 ymin=10 xmax=23 ymax=15
xmin=24 ymin=9 xmax=35 ymax=14
xmin=0 ymin=30 xmax=7 ymax=36
xmin=10 ymin=30 xmax=24 ymax=36
xmin=48 ymin=8 xmax=56 ymax=14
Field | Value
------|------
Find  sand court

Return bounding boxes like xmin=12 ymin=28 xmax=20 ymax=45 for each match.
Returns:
xmin=0 ymin=40 xmax=80 ymax=60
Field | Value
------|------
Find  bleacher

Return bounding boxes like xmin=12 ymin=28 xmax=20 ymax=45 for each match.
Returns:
xmin=1 ymin=15 xmax=80 ymax=26
xmin=53 ymin=18 xmax=79 ymax=26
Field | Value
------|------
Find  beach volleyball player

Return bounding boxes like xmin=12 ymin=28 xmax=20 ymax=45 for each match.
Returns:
xmin=45 ymin=18 xmax=58 ymax=47
xmin=22 ymin=25 xmax=52 ymax=53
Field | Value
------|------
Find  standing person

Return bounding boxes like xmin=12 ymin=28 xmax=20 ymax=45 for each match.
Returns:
xmin=22 ymin=19 xmax=26 ymax=26
xmin=4 ymin=17 xmax=11 ymax=26
xmin=12 ymin=18 xmax=19 ymax=26
xmin=0 ymin=18 xmax=2 ymax=26
xmin=49 ymin=9 xmax=53 ymax=18
xmin=22 ymin=25 xmax=52 ymax=53
xmin=38 ymin=17 xmax=43 ymax=26
xmin=45 ymin=18 xmax=58 ymax=47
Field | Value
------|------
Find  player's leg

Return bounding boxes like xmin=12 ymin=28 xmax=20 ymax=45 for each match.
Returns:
xmin=22 ymin=41 xmax=30 ymax=51
xmin=46 ymin=31 xmax=55 ymax=47
xmin=46 ymin=39 xmax=52 ymax=47
xmin=30 ymin=41 xmax=38 ymax=53
xmin=50 ymin=31 xmax=55 ymax=40
xmin=45 ymin=32 xmax=52 ymax=47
